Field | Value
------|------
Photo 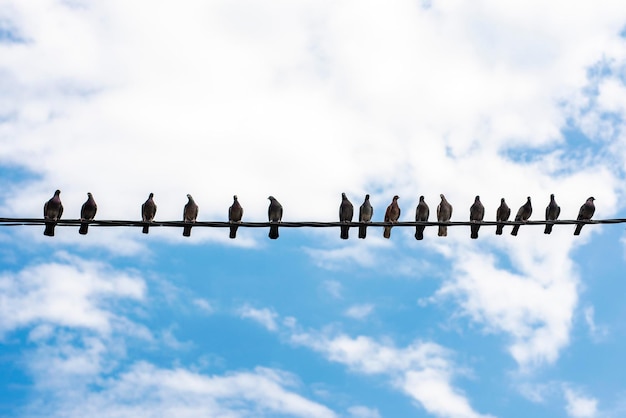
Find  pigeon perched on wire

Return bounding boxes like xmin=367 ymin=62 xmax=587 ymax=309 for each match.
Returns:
xmin=339 ymin=193 xmax=354 ymax=239
xmin=511 ymin=196 xmax=532 ymax=236
xmin=469 ymin=195 xmax=484 ymax=239
xmin=268 ymin=196 xmax=283 ymax=239
xmin=141 ymin=193 xmax=157 ymax=234
xmin=43 ymin=189 xmax=63 ymax=237
xmin=414 ymin=196 xmax=429 ymax=240
xmin=358 ymin=194 xmax=373 ymax=239
xmin=437 ymin=194 xmax=452 ymax=237
xmin=495 ymin=198 xmax=510 ymax=235
xmin=79 ymin=192 xmax=97 ymax=235
xmin=182 ymin=194 xmax=198 ymax=237
xmin=544 ymin=194 xmax=560 ymax=234
xmin=383 ymin=195 xmax=400 ymax=239
xmin=228 ymin=195 xmax=243 ymax=239
xmin=574 ymin=197 xmax=595 ymax=236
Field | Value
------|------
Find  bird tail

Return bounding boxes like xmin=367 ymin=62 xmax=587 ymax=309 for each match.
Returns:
xmin=383 ymin=226 xmax=391 ymax=239
xmin=79 ymin=222 xmax=89 ymax=235
xmin=183 ymin=225 xmax=192 ymax=237
xmin=142 ymin=224 xmax=149 ymax=234
xmin=44 ymin=222 xmax=56 ymax=237
xmin=269 ymin=224 xmax=279 ymax=239
xmin=340 ymin=225 xmax=349 ymax=240
xmin=470 ymin=224 xmax=479 ymax=239
xmin=574 ymin=224 xmax=583 ymax=235
xmin=511 ymin=225 xmax=520 ymax=236
xmin=358 ymin=225 xmax=367 ymax=239
xmin=438 ymin=225 xmax=447 ymax=237
xmin=544 ymin=224 xmax=553 ymax=234
xmin=229 ymin=226 xmax=239 ymax=239
xmin=495 ymin=224 xmax=503 ymax=235
xmin=415 ymin=226 xmax=425 ymax=240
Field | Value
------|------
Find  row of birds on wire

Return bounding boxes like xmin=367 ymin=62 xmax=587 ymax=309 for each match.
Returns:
xmin=39 ymin=190 xmax=596 ymax=239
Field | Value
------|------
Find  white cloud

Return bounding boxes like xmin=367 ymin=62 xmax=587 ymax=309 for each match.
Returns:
xmin=237 ymin=305 xmax=279 ymax=332
xmin=322 ymin=280 xmax=343 ymax=299
xmin=564 ymin=388 xmax=598 ymax=418
xmin=344 ymin=304 xmax=374 ymax=320
xmin=348 ymin=405 xmax=381 ymax=418
xmin=192 ymin=298 xmax=215 ymax=314
xmin=584 ymin=306 xmax=608 ymax=342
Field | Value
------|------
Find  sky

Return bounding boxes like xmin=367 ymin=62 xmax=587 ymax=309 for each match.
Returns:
xmin=2 ymin=0 xmax=626 ymax=417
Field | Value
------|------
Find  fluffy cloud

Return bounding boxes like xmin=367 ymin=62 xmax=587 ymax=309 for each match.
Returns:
xmin=564 ymin=388 xmax=598 ymax=418
xmin=237 ymin=304 xmax=279 ymax=332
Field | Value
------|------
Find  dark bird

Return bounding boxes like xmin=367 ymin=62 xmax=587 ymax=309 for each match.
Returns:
xmin=182 ymin=194 xmax=198 ymax=237
xmin=436 ymin=194 xmax=452 ymax=237
xmin=544 ymin=194 xmax=561 ymax=234
xmin=495 ymin=198 xmax=511 ymax=235
xmin=79 ymin=192 xmax=97 ymax=235
xmin=574 ymin=197 xmax=595 ymax=236
xmin=414 ymin=196 xmax=429 ymax=240
xmin=358 ymin=194 xmax=373 ymax=239
xmin=339 ymin=193 xmax=354 ymax=239
xmin=469 ymin=195 xmax=485 ymax=239
xmin=141 ymin=193 xmax=157 ymax=234
xmin=383 ymin=195 xmax=400 ymax=239
xmin=228 ymin=195 xmax=243 ymax=239
xmin=43 ymin=189 xmax=63 ymax=237
xmin=268 ymin=196 xmax=283 ymax=239
xmin=511 ymin=196 xmax=532 ymax=236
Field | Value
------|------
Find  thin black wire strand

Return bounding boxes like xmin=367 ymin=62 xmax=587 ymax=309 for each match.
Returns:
xmin=0 ymin=218 xmax=619 ymax=228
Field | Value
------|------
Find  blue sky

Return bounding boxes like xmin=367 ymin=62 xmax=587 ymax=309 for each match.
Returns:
xmin=2 ymin=1 xmax=626 ymax=417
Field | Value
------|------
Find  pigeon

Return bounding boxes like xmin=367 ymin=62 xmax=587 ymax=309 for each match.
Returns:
xmin=414 ymin=196 xmax=429 ymax=240
xmin=182 ymin=194 xmax=198 ymax=237
xmin=79 ymin=192 xmax=97 ymax=235
xmin=358 ymin=194 xmax=373 ymax=239
xmin=268 ymin=196 xmax=283 ymax=239
xmin=383 ymin=195 xmax=400 ymax=239
xmin=495 ymin=198 xmax=511 ymax=235
xmin=339 ymin=193 xmax=354 ymax=239
xmin=43 ymin=189 xmax=63 ymax=237
xmin=574 ymin=197 xmax=595 ymax=236
xmin=469 ymin=195 xmax=485 ymax=239
xmin=544 ymin=194 xmax=561 ymax=234
xmin=141 ymin=193 xmax=157 ymax=234
xmin=228 ymin=195 xmax=243 ymax=239
xmin=511 ymin=196 xmax=532 ymax=236
xmin=436 ymin=194 xmax=452 ymax=237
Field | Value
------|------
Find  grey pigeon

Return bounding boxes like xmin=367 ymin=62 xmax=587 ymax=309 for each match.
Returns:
xmin=574 ymin=197 xmax=595 ymax=236
xmin=268 ymin=196 xmax=283 ymax=239
xmin=228 ymin=195 xmax=243 ymax=239
xmin=43 ymin=189 xmax=63 ymax=237
xmin=469 ymin=195 xmax=485 ymax=239
xmin=383 ymin=195 xmax=400 ymax=239
xmin=414 ymin=196 xmax=429 ymax=240
xmin=495 ymin=198 xmax=511 ymax=235
xmin=79 ymin=192 xmax=97 ymax=235
xmin=182 ymin=194 xmax=198 ymax=237
xmin=141 ymin=193 xmax=157 ymax=234
xmin=358 ymin=194 xmax=373 ymax=239
xmin=436 ymin=194 xmax=452 ymax=237
xmin=511 ymin=196 xmax=532 ymax=236
xmin=339 ymin=193 xmax=354 ymax=239
xmin=544 ymin=194 xmax=561 ymax=234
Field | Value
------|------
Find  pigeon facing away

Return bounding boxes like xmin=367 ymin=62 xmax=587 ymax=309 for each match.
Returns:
xmin=511 ymin=196 xmax=532 ymax=236
xmin=268 ymin=196 xmax=283 ymax=239
xmin=383 ymin=195 xmax=400 ymax=239
xmin=414 ymin=196 xmax=429 ymax=240
xmin=79 ymin=192 xmax=97 ymax=235
xmin=544 ymin=194 xmax=561 ymax=234
xmin=339 ymin=193 xmax=354 ymax=239
xmin=495 ymin=198 xmax=511 ymax=235
xmin=574 ymin=197 xmax=595 ymax=236
xmin=437 ymin=194 xmax=453 ymax=237
xmin=228 ymin=195 xmax=243 ymax=239
xmin=43 ymin=189 xmax=63 ymax=237
xmin=141 ymin=193 xmax=157 ymax=234
xmin=182 ymin=194 xmax=198 ymax=237
xmin=358 ymin=194 xmax=373 ymax=239
xmin=469 ymin=195 xmax=485 ymax=239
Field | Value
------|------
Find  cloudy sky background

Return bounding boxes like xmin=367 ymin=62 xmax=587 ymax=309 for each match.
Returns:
xmin=2 ymin=0 xmax=626 ymax=416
